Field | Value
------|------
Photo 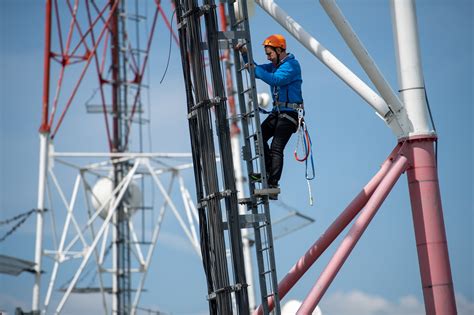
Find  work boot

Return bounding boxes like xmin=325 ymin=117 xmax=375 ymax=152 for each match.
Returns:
xmin=268 ymin=183 xmax=280 ymax=200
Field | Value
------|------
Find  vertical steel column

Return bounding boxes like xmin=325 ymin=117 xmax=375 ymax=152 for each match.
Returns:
xmin=110 ymin=1 xmax=131 ymax=313
xmin=33 ymin=0 xmax=52 ymax=311
xmin=391 ymin=1 xmax=456 ymax=314
xmin=405 ymin=140 xmax=457 ymax=314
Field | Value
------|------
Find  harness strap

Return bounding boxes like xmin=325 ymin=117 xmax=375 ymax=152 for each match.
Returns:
xmin=273 ymin=101 xmax=304 ymax=111
xmin=279 ymin=113 xmax=298 ymax=126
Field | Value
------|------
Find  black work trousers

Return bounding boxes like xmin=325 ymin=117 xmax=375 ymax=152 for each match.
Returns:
xmin=261 ymin=111 xmax=298 ymax=186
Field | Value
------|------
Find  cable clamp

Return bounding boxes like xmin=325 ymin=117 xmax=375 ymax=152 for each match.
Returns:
xmin=206 ymin=283 xmax=247 ymax=300
xmin=198 ymin=189 xmax=234 ymax=208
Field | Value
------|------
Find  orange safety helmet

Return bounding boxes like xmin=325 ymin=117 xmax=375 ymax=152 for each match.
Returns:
xmin=262 ymin=34 xmax=286 ymax=50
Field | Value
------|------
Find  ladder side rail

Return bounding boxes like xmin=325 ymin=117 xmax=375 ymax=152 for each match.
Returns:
xmin=225 ymin=1 xmax=281 ymax=314
xmin=236 ymin=1 xmax=282 ymax=314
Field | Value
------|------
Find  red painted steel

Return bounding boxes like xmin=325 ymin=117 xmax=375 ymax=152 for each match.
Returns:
xmin=405 ymin=138 xmax=457 ymax=314
xmin=42 ymin=0 xmax=120 ymax=145
xmin=124 ymin=5 xmax=161 ymax=149
xmin=40 ymin=0 xmax=52 ymax=133
xmin=158 ymin=5 xmax=179 ymax=45
xmin=85 ymin=0 xmax=113 ymax=150
xmin=253 ymin=144 xmax=403 ymax=315
xmin=297 ymin=155 xmax=408 ymax=314
xmin=110 ymin=0 xmax=120 ymax=152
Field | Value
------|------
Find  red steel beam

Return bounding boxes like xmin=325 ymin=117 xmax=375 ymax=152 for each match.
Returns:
xmin=254 ymin=143 xmax=404 ymax=315
xmin=298 ymin=154 xmax=408 ymax=314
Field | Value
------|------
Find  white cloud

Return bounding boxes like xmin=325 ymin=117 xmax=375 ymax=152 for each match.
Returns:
xmin=456 ymin=293 xmax=474 ymax=315
xmin=319 ymin=290 xmax=474 ymax=315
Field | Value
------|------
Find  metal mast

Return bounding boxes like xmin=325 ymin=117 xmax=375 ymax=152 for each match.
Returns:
xmin=32 ymin=1 xmax=52 ymax=312
xmin=390 ymin=1 xmax=457 ymax=313
xmin=110 ymin=0 xmax=132 ymax=313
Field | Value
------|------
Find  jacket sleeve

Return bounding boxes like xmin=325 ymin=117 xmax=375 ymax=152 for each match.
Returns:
xmin=242 ymin=53 xmax=273 ymax=72
xmin=255 ymin=61 xmax=299 ymax=87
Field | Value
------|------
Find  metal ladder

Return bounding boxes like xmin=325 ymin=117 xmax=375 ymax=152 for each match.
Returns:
xmin=223 ymin=1 xmax=281 ymax=314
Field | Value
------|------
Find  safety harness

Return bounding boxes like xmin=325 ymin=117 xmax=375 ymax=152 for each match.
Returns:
xmin=258 ymin=51 xmax=316 ymax=205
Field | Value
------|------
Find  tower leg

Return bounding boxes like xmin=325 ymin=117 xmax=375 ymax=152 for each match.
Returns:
xmin=406 ymin=139 xmax=457 ymax=314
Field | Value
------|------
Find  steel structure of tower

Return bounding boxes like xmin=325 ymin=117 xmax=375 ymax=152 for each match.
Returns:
xmin=31 ymin=1 xmax=205 ymax=314
xmin=110 ymin=1 xmax=135 ymax=312
xmin=174 ymin=0 xmax=250 ymax=313
xmin=250 ymin=0 xmax=457 ymax=314
xmin=31 ymin=1 xmax=457 ymax=314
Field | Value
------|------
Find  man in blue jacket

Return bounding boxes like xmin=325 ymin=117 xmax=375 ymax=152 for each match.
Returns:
xmin=237 ymin=34 xmax=304 ymax=199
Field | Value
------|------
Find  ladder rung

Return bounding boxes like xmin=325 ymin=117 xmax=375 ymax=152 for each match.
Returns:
xmin=258 ymin=246 xmax=271 ymax=253
xmin=256 ymin=223 xmax=268 ymax=229
xmin=248 ymin=155 xmax=260 ymax=162
xmin=254 ymin=187 xmax=281 ymax=196
xmin=240 ymin=87 xmax=253 ymax=95
xmin=233 ymin=19 xmax=246 ymax=28
xmin=264 ymin=293 xmax=275 ymax=299
xmin=260 ymin=269 xmax=274 ymax=276
xmin=238 ymin=197 xmax=252 ymax=205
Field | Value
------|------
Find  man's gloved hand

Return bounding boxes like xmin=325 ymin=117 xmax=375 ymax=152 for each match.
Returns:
xmin=234 ymin=42 xmax=248 ymax=54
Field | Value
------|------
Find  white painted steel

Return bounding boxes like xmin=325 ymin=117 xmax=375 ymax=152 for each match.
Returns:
xmin=33 ymin=133 xmax=48 ymax=312
xmin=37 ymin=149 xmax=201 ymax=314
xmin=320 ymin=0 xmax=409 ymax=138
xmin=52 ymin=152 xmax=194 ymax=158
xmin=131 ymin=173 xmax=175 ymax=315
xmin=144 ymin=159 xmax=202 ymax=255
xmin=255 ymin=0 xmax=390 ymax=118
xmin=390 ymin=0 xmax=434 ymax=136
xmin=55 ymin=160 xmax=141 ymax=314
xmin=179 ymin=176 xmax=200 ymax=246
xmin=49 ymin=170 xmax=87 ymax=247
xmin=128 ymin=220 xmax=146 ymax=265
xmin=44 ymin=174 xmax=81 ymax=312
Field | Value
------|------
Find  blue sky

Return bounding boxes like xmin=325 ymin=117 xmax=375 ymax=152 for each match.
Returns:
xmin=0 ymin=1 xmax=472 ymax=314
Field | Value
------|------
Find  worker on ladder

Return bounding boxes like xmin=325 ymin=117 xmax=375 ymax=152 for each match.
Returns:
xmin=236 ymin=34 xmax=304 ymax=200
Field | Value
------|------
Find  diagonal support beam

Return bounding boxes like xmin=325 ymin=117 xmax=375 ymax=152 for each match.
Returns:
xmin=255 ymin=0 xmax=401 ymax=135
xmin=319 ymin=0 xmax=409 ymax=138
xmin=297 ymin=154 xmax=408 ymax=314
xmin=253 ymin=143 xmax=402 ymax=315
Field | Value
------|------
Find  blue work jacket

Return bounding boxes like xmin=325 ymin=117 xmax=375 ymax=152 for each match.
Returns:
xmin=244 ymin=53 xmax=303 ymax=113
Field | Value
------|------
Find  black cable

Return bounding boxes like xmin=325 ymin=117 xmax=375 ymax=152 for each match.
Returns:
xmin=423 ymin=82 xmax=438 ymax=163
xmin=0 ymin=209 xmax=36 ymax=242
xmin=159 ymin=9 xmax=177 ymax=84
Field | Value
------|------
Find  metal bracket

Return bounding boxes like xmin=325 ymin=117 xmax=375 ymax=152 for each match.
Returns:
xmin=187 ymin=97 xmax=227 ymax=119
xmin=198 ymin=189 xmax=233 ymax=208
xmin=218 ymin=30 xmax=247 ymax=40
xmin=222 ymin=213 xmax=268 ymax=230
xmin=206 ymin=283 xmax=247 ymax=300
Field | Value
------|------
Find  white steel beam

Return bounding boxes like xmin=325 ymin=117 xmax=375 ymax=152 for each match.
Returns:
xmin=320 ymin=0 xmax=409 ymax=138
xmin=55 ymin=159 xmax=140 ymax=314
xmin=43 ymin=174 xmax=81 ymax=311
xmin=390 ymin=0 xmax=434 ymax=136
xmin=144 ymin=159 xmax=201 ymax=255
xmin=33 ymin=133 xmax=48 ymax=311
xmin=255 ymin=0 xmax=398 ymax=131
